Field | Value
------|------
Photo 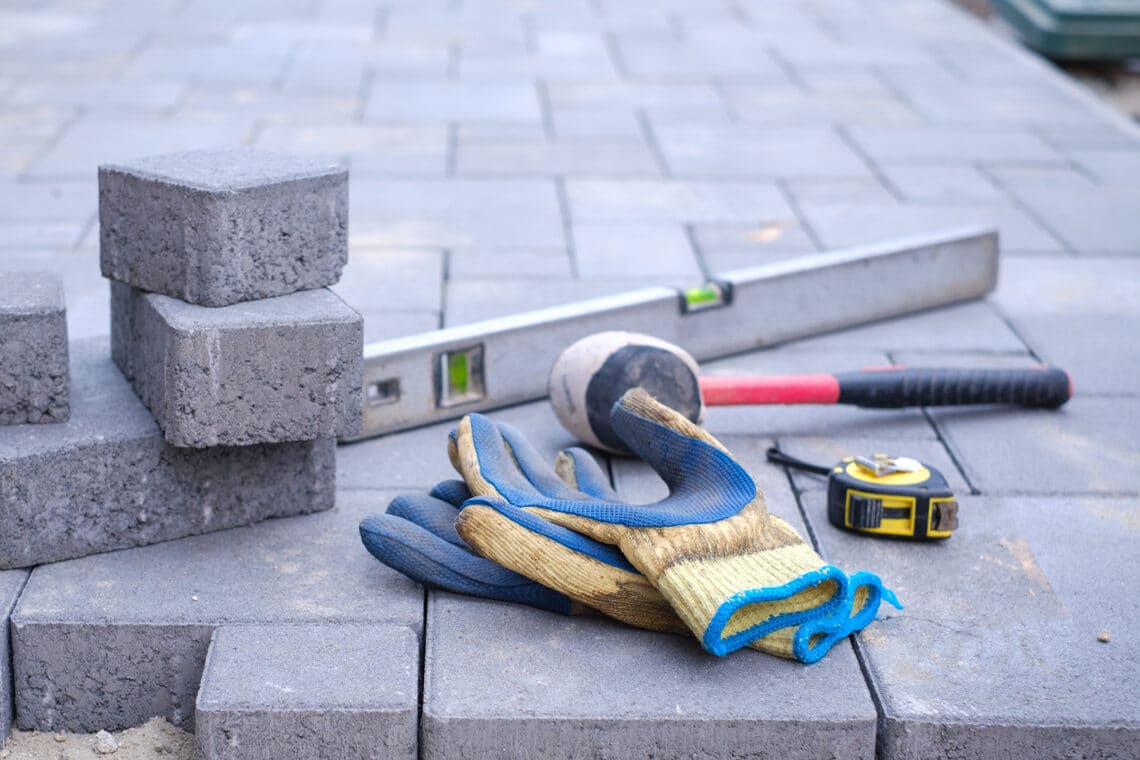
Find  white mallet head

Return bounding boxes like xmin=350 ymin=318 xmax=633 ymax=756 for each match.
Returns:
xmin=547 ymin=331 xmax=703 ymax=454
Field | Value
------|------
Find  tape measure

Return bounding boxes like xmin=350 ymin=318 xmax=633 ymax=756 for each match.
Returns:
xmin=766 ymin=447 xmax=959 ymax=540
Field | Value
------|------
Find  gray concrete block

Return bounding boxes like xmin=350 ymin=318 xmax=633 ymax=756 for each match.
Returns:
xmin=456 ymin=140 xmax=659 ymax=177
xmin=25 ymin=115 xmax=253 ymax=181
xmin=797 ymin=200 xmax=1064 ymax=254
xmin=723 ymin=88 xmax=921 ymax=128
xmin=846 ymin=126 xmax=1061 ymax=164
xmin=653 ymin=126 xmax=874 ymax=179
xmin=1 ymin=569 xmax=27 ymax=745
xmin=111 ymin=283 xmax=363 ymax=447
xmin=566 ymin=179 xmax=793 ymax=225
xmin=789 ymin=301 xmax=1027 ymax=354
xmin=931 ymin=397 xmax=1140 ymax=495
xmin=422 ymin=594 xmax=876 ymax=760
xmin=880 ymin=165 xmax=1004 ymax=202
xmin=572 ymin=224 xmax=701 ymax=279
xmin=997 ymin=185 xmax=1140 ymax=255
xmin=365 ymin=80 xmax=541 ymax=123
xmin=11 ymin=489 xmax=423 ymax=732
xmin=0 ymin=271 xmax=69 ymax=424
xmin=989 ymin=257 xmax=1140 ymax=395
xmin=1 ymin=250 xmax=110 ymax=342
xmin=255 ymin=123 xmax=449 ymax=177
xmin=196 ymin=624 xmax=418 ymax=760
xmin=0 ymin=338 xmax=336 ymax=569
xmin=349 ymin=179 xmax=565 ymax=250
xmin=801 ymin=490 xmax=1140 ymax=759
xmin=99 ymin=149 xmax=348 ymax=307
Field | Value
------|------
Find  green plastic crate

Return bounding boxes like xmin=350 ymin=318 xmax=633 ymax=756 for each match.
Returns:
xmin=990 ymin=0 xmax=1140 ymax=59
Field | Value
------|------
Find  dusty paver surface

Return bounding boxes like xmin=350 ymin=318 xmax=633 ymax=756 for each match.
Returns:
xmin=1 ymin=0 xmax=1138 ymax=758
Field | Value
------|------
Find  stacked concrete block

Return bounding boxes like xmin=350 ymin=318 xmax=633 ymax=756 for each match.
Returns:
xmin=103 ymin=148 xmax=363 ymax=448
xmin=0 ymin=271 xmax=69 ymax=425
xmin=196 ymin=625 xmax=418 ymax=760
xmin=0 ymin=339 xmax=335 ymax=569
xmin=111 ymin=282 xmax=363 ymax=447
xmin=99 ymin=148 xmax=349 ymax=307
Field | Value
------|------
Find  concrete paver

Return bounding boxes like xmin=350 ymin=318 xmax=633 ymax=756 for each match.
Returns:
xmin=111 ymin=285 xmax=363 ymax=447
xmin=1 ymin=570 xmax=27 ymax=744
xmin=0 ymin=271 xmax=68 ymax=425
xmin=804 ymin=491 xmax=1140 ymax=759
xmin=196 ymin=624 xmax=418 ymax=760
xmin=0 ymin=339 xmax=335 ymax=569
xmin=10 ymin=489 xmax=421 ymax=733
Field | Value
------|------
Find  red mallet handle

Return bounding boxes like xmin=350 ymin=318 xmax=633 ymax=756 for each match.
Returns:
xmin=698 ymin=367 xmax=1072 ymax=409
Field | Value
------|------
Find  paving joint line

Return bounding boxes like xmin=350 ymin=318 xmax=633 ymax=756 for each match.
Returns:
xmin=773 ymin=177 xmax=825 ymax=251
xmin=761 ymin=45 xmax=809 ymax=93
xmin=553 ymin=177 xmax=579 ymax=278
xmin=352 ymin=68 xmax=375 ymax=123
xmin=975 ymin=163 xmax=1075 ymax=254
xmin=833 ymin=123 xmax=906 ymax=203
xmin=600 ymin=31 xmax=630 ymax=79
xmin=439 ymin=248 xmax=452 ymax=330
xmin=880 ymin=348 xmax=981 ymax=495
xmin=444 ymin=123 xmax=458 ymax=176
xmin=634 ymin=107 xmax=671 ymax=176
xmin=851 ymin=635 xmax=891 ymax=760
xmin=535 ymin=79 xmax=556 ymax=140
xmin=683 ymin=223 xmax=713 ymax=281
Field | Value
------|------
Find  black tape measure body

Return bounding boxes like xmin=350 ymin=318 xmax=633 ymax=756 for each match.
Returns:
xmin=767 ymin=448 xmax=958 ymax=540
xmin=827 ymin=458 xmax=957 ymax=540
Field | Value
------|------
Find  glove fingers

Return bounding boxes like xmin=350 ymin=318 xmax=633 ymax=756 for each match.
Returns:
xmin=429 ymin=479 xmax=471 ymax=508
xmin=452 ymin=415 xmax=551 ymax=502
xmin=456 ymin=496 xmax=690 ymax=636
xmin=359 ymin=513 xmax=573 ymax=615
xmin=555 ymin=447 xmax=618 ymax=501
xmin=387 ymin=491 xmax=465 ymax=547
xmin=494 ymin=422 xmax=590 ymax=500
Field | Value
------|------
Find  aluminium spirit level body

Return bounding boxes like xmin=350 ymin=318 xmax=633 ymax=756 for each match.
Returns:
xmin=346 ymin=227 xmax=999 ymax=442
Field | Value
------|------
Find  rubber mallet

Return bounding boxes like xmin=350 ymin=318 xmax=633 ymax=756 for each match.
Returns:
xmin=548 ymin=331 xmax=1072 ymax=454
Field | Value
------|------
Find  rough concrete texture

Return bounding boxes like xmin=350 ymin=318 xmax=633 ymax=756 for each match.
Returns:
xmin=803 ymin=490 xmax=1140 ymax=759
xmin=99 ymin=149 xmax=348 ymax=307
xmin=10 ymin=490 xmax=422 ymax=733
xmin=423 ymin=594 xmax=876 ymax=760
xmin=1 ymin=569 xmax=28 ymax=744
xmin=0 ymin=338 xmax=336 ymax=569
xmin=0 ymin=271 xmax=68 ymax=424
xmin=196 ymin=624 xmax=418 ymax=760
xmin=111 ymin=282 xmax=363 ymax=447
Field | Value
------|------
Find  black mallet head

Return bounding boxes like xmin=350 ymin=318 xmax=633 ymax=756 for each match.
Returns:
xmin=547 ymin=331 xmax=703 ymax=454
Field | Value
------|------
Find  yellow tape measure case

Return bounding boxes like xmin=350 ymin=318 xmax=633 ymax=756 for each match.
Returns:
xmin=826 ymin=457 xmax=958 ymax=540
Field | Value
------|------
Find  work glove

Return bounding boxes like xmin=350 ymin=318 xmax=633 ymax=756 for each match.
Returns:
xmin=446 ymin=388 xmax=900 ymax=660
xmin=361 ymin=457 xmax=895 ymax=662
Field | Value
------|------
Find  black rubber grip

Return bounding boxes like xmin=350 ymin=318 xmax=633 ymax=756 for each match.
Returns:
xmin=835 ymin=367 xmax=1072 ymax=409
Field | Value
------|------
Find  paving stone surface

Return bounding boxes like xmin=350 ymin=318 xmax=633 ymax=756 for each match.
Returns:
xmin=196 ymin=624 xmax=418 ymax=760
xmin=11 ymin=489 xmax=421 ymax=732
xmin=99 ymin=149 xmax=349 ymax=307
xmin=3 ymin=0 xmax=1139 ymax=755
xmin=0 ymin=271 xmax=69 ymax=424
xmin=0 ymin=339 xmax=336 ymax=569
xmin=111 ymin=284 xmax=363 ymax=447
xmin=804 ymin=491 xmax=1140 ymax=759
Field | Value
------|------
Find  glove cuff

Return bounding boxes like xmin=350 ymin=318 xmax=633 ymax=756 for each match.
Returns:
xmin=655 ymin=545 xmax=848 ymax=657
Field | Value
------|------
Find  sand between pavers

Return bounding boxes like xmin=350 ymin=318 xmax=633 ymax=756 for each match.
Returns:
xmin=1 ymin=718 xmax=192 ymax=760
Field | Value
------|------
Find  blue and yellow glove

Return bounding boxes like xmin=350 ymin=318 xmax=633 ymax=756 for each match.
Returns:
xmin=361 ymin=461 xmax=895 ymax=661
xmin=448 ymin=388 xmax=900 ymax=660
